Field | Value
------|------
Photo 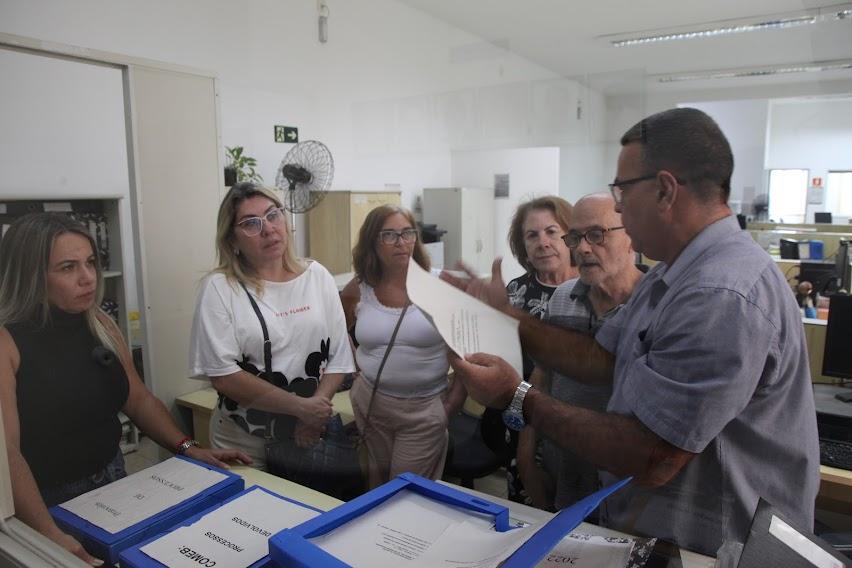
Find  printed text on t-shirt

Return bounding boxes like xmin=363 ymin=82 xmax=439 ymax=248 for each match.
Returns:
xmin=273 ymin=305 xmax=311 ymax=317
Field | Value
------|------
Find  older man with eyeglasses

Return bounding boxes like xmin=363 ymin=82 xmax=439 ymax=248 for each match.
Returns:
xmin=517 ymin=192 xmax=644 ymax=514
xmin=446 ymin=107 xmax=819 ymax=558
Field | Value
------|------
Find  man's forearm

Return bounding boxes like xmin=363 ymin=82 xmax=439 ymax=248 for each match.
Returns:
xmin=518 ymin=314 xmax=615 ymax=385
xmin=523 ymin=388 xmax=694 ymax=486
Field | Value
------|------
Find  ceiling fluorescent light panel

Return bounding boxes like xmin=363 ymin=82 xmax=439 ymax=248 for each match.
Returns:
xmin=602 ymin=3 xmax=852 ymax=47
xmin=653 ymin=60 xmax=852 ymax=83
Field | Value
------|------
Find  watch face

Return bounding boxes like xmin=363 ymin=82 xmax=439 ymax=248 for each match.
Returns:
xmin=502 ymin=409 xmax=525 ymax=431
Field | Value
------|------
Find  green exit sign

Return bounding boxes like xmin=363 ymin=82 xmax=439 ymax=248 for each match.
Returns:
xmin=274 ymin=125 xmax=298 ymax=143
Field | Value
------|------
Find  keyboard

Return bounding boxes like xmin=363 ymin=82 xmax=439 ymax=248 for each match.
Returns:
xmin=819 ymin=439 xmax=852 ymax=470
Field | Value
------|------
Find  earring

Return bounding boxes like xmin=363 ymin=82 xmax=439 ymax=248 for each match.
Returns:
xmin=234 ymin=248 xmax=241 ymax=256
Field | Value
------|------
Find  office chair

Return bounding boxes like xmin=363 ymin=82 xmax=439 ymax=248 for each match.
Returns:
xmin=443 ymin=398 xmax=503 ymax=489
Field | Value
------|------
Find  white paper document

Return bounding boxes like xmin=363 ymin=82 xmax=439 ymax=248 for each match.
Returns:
xmin=536 ymin=533 xmax=634 ymax=568
xmin=414 ymin=518 xmax=538 ymax=567
xmin=406 ymin=258 xmax=523 ymax=376
xmin=139 ymin=487 xmax=319 ymax=568
xmin=59 ymin=457 xmax=227 ymax=534
xmin=309 ymin=490 xmax=537 ymax=568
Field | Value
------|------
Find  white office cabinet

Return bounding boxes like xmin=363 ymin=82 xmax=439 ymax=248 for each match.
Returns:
xmin=1 ymin=34 xmax=224 ymax=441
xmin=422 ymin=187 xmax=494 ymax=276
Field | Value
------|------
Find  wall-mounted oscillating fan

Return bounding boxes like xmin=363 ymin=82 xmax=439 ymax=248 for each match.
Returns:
xmin=275 ymin=140 xmax=334 ymax=232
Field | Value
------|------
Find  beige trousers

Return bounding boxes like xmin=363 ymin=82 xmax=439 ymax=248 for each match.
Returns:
xmin=350 ymin=376 xmax=449 ymax=489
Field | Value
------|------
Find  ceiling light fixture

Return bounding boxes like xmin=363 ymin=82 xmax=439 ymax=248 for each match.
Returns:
xmin=652 ymin=60 xmax=852 ymax=83
xmin=602 ymin=3 xmax=852 ymax=47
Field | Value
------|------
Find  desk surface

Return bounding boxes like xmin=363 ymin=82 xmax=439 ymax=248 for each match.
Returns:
xmin=233 ymin=465 xmax=344 ymax=512
xmin=815 ymin=383 xmax=852 ymax=417
xmin=174 ymin=387 xmax=218 ymax=412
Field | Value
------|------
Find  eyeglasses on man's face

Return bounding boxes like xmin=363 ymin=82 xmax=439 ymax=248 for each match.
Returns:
xmin=562 ymin=226 xmax=625 ymax=249
xmin=608 ymin=173 xmax=658 ymax=205
xmin=609 ymin=171 xmax=687 ymax=205
xmin=236 ymin=207 xmax=286 ymax=237
xmin=378 ymin=229 xmax=418 ymax=245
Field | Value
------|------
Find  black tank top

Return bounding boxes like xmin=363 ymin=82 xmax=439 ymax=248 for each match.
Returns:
xmin=6 ymin=309 xmax=129 ymax=490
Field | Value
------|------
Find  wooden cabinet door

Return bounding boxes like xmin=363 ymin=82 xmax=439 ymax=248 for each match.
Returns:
xmin=349 ymin=192 xmax=401 ymax=249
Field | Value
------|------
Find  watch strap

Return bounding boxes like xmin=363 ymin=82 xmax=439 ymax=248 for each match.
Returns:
xmin=176 ymin=438 xmax=200 ymax=455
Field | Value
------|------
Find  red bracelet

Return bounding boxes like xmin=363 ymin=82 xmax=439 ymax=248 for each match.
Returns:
xmin=175 ymin=436 xmax=193 ymax=453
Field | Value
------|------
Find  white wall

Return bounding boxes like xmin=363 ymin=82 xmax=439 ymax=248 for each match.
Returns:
xmin=604 ymin=81 xmax=852 ymax=221
xmin=1 ymin=0 xmax=611 ymax=259
xmin=680 ymin=99 xmax=769 ymax=209
xmin=766 ymin=97 xmax=852 ymax=223
xmin=449 ymin=147 xmax=560 ymax=280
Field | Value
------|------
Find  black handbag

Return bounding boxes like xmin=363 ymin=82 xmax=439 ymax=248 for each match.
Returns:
xmin=238 ymin=282 xmax=374 ymax=500
xmin=265 ymin=413 xmax=364 ymax=501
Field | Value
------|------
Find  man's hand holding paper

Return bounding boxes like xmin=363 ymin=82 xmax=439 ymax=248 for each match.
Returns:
xmin=449 ymin=353 xmax=521 ymax=410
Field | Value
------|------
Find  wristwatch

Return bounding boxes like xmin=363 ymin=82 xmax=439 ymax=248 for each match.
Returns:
xmin=176 ymin=438 xmax=200 ymax=455
xmin=502 ymin=381 xmax=533 ymax=431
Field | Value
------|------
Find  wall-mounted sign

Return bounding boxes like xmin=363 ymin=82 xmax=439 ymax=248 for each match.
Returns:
xmin=811 ymin=176 xmax=823 ymax=188
xmin=274 ymin=125 xmax=298 ymax=143
xmin=808 ymin=186 xmax=825 ymax=204
xmin=494 ymin=173 xmax=510 ymax=198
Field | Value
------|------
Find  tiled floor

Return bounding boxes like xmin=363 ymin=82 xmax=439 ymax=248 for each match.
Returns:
xmin=123 ymin=436 xmax=161 ymax=474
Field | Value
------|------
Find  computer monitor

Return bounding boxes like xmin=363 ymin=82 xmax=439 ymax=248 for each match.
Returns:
xmin=779 ymin=238 xmax=799 ymax=260
xmin=836 ymin=240 xmax=850 ymax=293
xmin=799 ymin=261 xmax=837 ymax=295
xmin=823 ymin=294 xmax=852 ymax=380
xmin=815 ymin=212 xmax=833 ymax=224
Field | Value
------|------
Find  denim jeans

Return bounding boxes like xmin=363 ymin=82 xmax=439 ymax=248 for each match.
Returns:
xmin=41 ymin=449 xmax=127 ymax=507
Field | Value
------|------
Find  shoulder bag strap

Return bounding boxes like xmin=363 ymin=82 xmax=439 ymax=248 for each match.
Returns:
xmin=361 ymin=302 xmax=409 ymax=434
xmin=239 ymin=281 xmax=278 ymax=439
xmin=239 ymin=281 xmax=272 ymax=376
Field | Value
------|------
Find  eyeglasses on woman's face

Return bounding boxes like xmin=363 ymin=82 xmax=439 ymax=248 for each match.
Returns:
xmin=236 ymin=207 xmax=286 ymax=237
xmin=562 ymin=226 xmax=625 ymax=248
xmin=378 ymin=229 xmax=418 ymax=245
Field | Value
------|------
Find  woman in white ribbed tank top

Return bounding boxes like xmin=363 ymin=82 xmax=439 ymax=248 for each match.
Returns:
xmin=341 ymin=206 xmax=467 ymax=488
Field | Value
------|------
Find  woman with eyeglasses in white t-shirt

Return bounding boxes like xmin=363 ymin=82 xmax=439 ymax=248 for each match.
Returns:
xmin=189 ymin=183 xmax=355 ymax=471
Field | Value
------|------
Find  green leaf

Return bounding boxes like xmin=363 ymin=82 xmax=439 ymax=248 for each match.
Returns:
xmin=224 ymin=145 xmax=262 ymax=184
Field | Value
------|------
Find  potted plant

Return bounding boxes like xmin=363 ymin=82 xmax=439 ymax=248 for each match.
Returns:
xmin=225 ymin=146 xmax=263 ymax=186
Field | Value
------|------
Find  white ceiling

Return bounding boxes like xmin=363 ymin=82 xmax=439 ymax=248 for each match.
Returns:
xmin=395 ymin=0 xmax=852 ymax=94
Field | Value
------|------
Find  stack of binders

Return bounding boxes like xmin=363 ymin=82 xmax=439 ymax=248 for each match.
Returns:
xmin=49 ymin=456 xmax=244 ymax=565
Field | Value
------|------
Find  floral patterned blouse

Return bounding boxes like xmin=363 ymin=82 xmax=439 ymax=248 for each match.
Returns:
xmin=506 ymin=271 xmax=557 ymax=380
